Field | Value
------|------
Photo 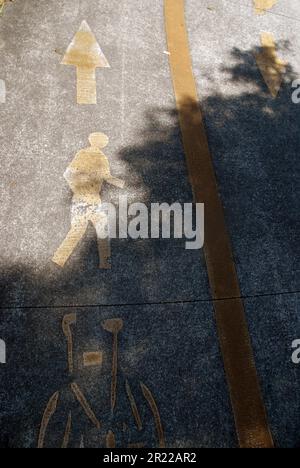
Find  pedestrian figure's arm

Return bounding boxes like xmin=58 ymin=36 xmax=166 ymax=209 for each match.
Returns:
xmin=105 ymin=177 xmax=125 ymax=189
xmin=101 ymin=157 xmax=125 ymax=188
xmin=63 ymin=151 xmax=89 ymax=192
xmin=63 ymin=167 xmax=78 ymax=193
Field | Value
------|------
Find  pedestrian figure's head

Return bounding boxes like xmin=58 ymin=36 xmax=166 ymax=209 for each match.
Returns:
xmin=89 ymin=132 xmax=109 ymax=149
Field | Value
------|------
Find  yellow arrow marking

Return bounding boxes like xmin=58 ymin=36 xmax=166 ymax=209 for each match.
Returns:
xmin=254 ymin=0 xmax=277 ymax=15
xmin=255 ymin=33 xmax=286 ymax=98
xmin=62 ymin=21 xmax=110 ymax=104
xmin=0 ymin=0 xmax=12 ymax=16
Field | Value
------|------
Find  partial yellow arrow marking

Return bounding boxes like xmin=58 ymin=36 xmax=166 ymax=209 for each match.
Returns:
xmin=62 ymin=21 xmax=110 ymax=104
xmin=0 ymin=0 xmax=13 ymax=16
xmin=255 ymin=33 xmax=286 ymax=98
xmin=254 ymin=0 xmax=277 ymax=15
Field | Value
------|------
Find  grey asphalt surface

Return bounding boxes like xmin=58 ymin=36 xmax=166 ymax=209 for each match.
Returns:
xmin=0 ymin=0 xmax=299 ymax=448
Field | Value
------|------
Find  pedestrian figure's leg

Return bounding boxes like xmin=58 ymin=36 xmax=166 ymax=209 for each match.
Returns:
xmin=52 ymin=216 xmax=88 ymax=267
xmin=92 ymin=212 xmax=111 ymax=269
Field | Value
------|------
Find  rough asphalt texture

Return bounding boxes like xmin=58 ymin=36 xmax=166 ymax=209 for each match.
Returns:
xmin=0 ymin=0 xmax=299 ymax=448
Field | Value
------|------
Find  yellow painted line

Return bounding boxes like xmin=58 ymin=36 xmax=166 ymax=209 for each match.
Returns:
xmin=62 ymin=21 xmax=110 ymax=105
xmin=164 ymin=0 xmax=274 ymax=448
xmin=254 ymin=0 xmax=277 ymax=15
xmin=255 ymin=32 xmax=286 ymax=98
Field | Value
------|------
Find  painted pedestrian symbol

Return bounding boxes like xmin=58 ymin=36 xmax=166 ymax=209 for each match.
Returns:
xmin=37 ymin=315 xmax=165 ymax=448
xmin=62 ymin=21 xmax=110 ymax=105
xmin=52 ymin=132 xmax=124 ymax=269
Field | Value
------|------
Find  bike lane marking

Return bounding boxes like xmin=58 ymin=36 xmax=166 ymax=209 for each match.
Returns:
xmin=164 ymin=0 xmax=274 ymax=448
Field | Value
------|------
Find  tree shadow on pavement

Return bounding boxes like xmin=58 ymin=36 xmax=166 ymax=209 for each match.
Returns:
xmin=0 ymin=44 xmax=299 ymax=448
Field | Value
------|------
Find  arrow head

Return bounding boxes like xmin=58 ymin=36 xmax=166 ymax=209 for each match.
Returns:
xmin=62 ymin=20 xmax=110 ymax=69
xmin=79 ymin=20 xmax=92 ymax=33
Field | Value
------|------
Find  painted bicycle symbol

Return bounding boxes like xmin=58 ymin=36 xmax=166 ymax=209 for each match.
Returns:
xmin=37 ymin=315 xmax=165 ymax=448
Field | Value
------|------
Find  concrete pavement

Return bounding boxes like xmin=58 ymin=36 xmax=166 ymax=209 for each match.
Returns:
xmin=0 ymin=0 xmax=299 ymax=448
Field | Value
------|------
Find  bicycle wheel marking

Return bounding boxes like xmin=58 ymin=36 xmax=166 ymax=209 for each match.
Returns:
xmin=106 ymin=430 xmax=116 ymax=448
xmin=37 ymin=391 xmax=59 ymax=449
xmin=126 ymin=380 xmax=143 ymax=431
xmin=71 ymin=382 xmax=101 ymax=429
xmin=62 ymin=313 xmax=76 ymax=374
xmin=141 ymin=383 xmax=165 ymax=449
xmin=61 ymin=412 xmax=72 ymax=449
xmin=164 ymin=0 xmax=274 ymax=448
xmin=102 ymin=319 xmax=124 ymax=411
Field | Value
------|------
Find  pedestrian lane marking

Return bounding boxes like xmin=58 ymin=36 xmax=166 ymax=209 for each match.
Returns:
xmin=51 ymin=132 xmax=124 ymax=270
